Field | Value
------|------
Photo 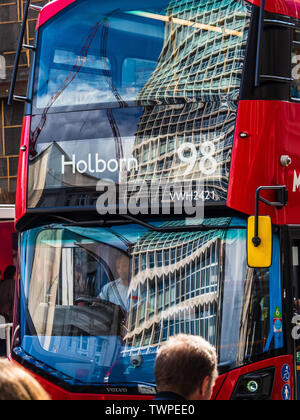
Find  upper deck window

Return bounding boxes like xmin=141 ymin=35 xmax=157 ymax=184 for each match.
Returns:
xmin=292 ymin=30 xmax=300 ymax=100
xmin=28 ymin=0 xmax=252 ymax=211
xmin=33 ymin=0 xmax=251 ymax=112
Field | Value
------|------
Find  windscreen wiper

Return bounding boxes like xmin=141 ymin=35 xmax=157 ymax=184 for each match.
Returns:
xmin=119 ymin=214 xmax=234 ymax=232
xmin=51 ymin=214 xmax=246 ymax=233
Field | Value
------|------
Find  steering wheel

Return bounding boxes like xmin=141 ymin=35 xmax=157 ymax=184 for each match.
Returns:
xmin=74 ymin=297 xmax=100 ymax=306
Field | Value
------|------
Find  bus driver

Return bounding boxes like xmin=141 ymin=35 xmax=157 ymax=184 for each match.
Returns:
xmin=98 ymin=254 xmax=130 ymax=311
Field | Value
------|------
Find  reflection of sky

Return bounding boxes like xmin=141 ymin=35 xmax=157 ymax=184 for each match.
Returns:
xmin=35 ymin=0 xmax=165 ymax=110
xmin=40 ymin=75 xmax=116 ymax=108
xmin=105 ymin=16 xmax=164 ymax=40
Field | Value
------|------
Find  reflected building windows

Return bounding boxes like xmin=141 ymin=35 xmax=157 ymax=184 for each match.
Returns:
xmin=125 ymin=223 xmax=223 ymax=354
xmin=128 ymin=0 xmax=251 ymax=202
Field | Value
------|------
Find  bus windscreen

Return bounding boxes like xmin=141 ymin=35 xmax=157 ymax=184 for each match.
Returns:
xmin=17 ymin=218 xmax=284 ymax=389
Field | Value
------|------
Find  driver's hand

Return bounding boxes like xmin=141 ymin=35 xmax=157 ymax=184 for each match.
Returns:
xmin=120 ymin=323 xmax=127 ymax=339
xmin=91 ymin=297 xmax=101 ymax=307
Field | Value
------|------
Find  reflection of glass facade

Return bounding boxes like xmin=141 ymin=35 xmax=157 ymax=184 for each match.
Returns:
xmin=0 ymin=0 xmax=49 ymax=204
xmin=128 ymin=102 xmax=235 ymax=200
xmin=138 ymin=0 xmax=251 ymax=103
xmin=0 ymin=100 xmax=22 ymax=203
xmin=124 ymin=223 xmax=224 ymax=354
xmin=129 ymin=0 xmax=251 ymax=201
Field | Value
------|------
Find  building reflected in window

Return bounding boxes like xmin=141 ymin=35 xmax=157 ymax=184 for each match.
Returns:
xmin=128 ymin=0 xmax=251 ymax=202
xmin=124 ymin=222 xmax=224 ymax=355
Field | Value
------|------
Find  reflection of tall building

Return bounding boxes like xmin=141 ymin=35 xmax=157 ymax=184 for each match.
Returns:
xmin=124 ymin=221 xmax=226 ymax=354
xmin=0 ymin=0 xmax=49 ymax=204
xmin=128 ymin=0 xmax=251 ymax=201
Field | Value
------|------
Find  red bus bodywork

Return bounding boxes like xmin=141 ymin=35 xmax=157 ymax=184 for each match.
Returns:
xmin=35 ymin=0 xmax=300 ymax=28
xmin=0 ymin=222 xmax=15 ymax=275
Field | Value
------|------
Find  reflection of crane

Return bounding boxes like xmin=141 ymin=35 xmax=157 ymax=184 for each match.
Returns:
xmin=30 ymin=22 xmax=102 ymax=157
xmin=100 ymin=17 xmax=127 ymax=109
xmin=107 ymin=108 xmax=123 ymax=160
xmin=31 ymin=12 xmax=127 ymax=166
xmin=100 ymin=16 xmax=127 ymax=161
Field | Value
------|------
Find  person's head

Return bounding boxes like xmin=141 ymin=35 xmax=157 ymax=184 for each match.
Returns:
xmin=3 ymin=266 xmax=16 ymax=282
xmin=155 ymin=334 xmax=218 ymax=400
xmin=0 ymin=358 xmax=51 ymax=400
xmin=116 ymin=254 xmax=130 ymax=284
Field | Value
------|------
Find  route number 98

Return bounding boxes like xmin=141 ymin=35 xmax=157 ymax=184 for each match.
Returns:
xmin=177 ymin=142 xmax=218 ymax=176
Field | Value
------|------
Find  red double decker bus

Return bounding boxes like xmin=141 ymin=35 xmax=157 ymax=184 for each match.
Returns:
xmin=9 ymin=0 xmax=300 ymax=400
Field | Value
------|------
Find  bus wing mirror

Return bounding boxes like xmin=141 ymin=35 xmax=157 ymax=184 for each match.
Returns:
xmin=247 ymin=185 xmax=288 ymax=268
xmin=247 ymin=216 xmax=272 ymax=268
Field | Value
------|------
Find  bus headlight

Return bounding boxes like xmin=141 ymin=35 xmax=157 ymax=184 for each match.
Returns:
xmin=247 ymin=380 xmax=259 ymax=393
xmin=231 ymin=368 xmax=275 ymax=400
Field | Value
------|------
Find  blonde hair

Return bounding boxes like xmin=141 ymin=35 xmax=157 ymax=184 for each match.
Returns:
xmin=155 ymin=334 xmax=218 ymax=399
xmin=0 ymin=358 xmax=51 ymax=400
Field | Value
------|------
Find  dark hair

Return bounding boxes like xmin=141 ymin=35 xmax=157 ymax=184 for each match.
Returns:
xmin=155 ymin=335 xmax=218 ymax=399
xmin=3 ymin=266 xmax=16 ymax=281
